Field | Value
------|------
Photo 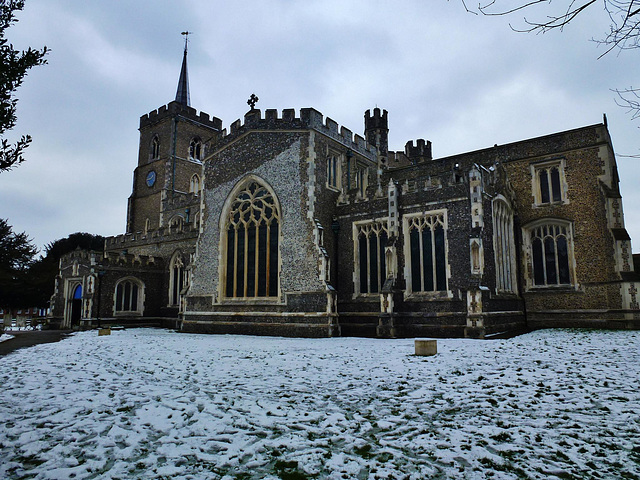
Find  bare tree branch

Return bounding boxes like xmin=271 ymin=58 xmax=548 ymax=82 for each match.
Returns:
xmin=460 ymin=1 xmax=640 ymax=127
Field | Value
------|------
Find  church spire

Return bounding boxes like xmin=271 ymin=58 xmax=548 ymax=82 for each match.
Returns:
xmin=175 ymin=32 xmax=191 ymax=106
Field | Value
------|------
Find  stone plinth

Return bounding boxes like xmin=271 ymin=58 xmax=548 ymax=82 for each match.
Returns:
xmin=415 ymin=339 xmax=437 ymax=356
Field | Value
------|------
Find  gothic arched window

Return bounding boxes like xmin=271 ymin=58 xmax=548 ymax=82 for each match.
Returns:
xmin=189 ymin=138 xmax=202 ymax=161
xmin=493 ymin=198 xmax=517 ymax=293
xmin=151 ymin=136 xmax=160 ymax=160
xmin=529 ymin=221 xmax=573 ymax=286
xmin=169 ymin=252 xmax=186 ymax=306
xmin=114 ymin=278 xmax=144 ymax=314
xmin=355 ymin=220 xmax=388 ymax=294
xmin=404 ymin=211 xmax=448 ymax=293
xmin=224 ymin=180 xmax=280 ymax=298
xmin=170 ymin=216 xmax=184 ymax=232
xmin=190 ymin=174 xmax=201 ymax=194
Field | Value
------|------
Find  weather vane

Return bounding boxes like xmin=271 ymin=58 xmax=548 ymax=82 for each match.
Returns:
xmin=247 ymin=93 xmax=259 ymax=110
xmin=181 ymin=31 xmax=192 ymax=50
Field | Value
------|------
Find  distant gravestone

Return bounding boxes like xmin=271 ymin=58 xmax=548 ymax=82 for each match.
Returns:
xmin=415 ymin=339 xmax=437 ymax=356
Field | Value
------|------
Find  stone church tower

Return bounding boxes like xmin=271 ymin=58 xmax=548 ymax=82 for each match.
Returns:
xmin=126 ymin=42 xmax=222 ymax=235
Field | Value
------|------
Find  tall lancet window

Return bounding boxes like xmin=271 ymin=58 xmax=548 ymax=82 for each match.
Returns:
xmin=169 ymin=252 xmax=186 ymax=307
xmin=405 ymin=211 xmax=448 ymax=293
xmin=355 ymin=220 xmax=388 ymax=294
xmin=493 ymin=198 xmax=517 ymax=293
xmin=224 ymin=181 xmax=280 ymax=298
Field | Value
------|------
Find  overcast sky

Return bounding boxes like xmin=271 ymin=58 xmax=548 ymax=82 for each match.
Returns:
xmin=1 ymin=0 xmax=639 ymax=253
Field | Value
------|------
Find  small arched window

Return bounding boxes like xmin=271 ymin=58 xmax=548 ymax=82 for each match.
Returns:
xmin=190 ymin=174 xmax=201 ymax=195
xmin=151 ymin=136 xmax=160 ymax=160
xmin=114 ymin=278 xmax=144 ymax=314
xmin=189 ymin=138 xmax=202 ymax=161
xmin=170 ymin=216 xmax=184 ymax=232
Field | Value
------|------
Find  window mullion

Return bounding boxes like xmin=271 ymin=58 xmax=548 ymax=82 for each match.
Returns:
xmin=233 ymin=226 xmax=239 ymax=297
xmin=254 ymin=222 xmax=260 ymax=297
xmin=431 ymin=225 xmax=437 ymax=292
xmin=243 ymin=223 xmax=249 ymax=297
xmin=366 ymin=232 xmax=372 ymax=293
xmin=376 ymin=232 xmax=382 ymax=292
xmin=418 ymin=226 xmax=425 ymax=291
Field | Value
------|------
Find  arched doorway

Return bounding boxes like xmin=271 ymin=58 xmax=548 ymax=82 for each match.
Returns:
xmin=70 ymin=284 xmax=82 ymax=326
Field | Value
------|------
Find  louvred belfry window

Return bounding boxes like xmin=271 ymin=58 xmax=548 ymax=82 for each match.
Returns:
xmin=225 ymin=181 xmax=280 ymax=298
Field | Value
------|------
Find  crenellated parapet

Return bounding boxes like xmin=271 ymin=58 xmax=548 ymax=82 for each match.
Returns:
xmin=60 ymin=249 xmax=101 ymax=267
xmin=404 ymin=139 xmax=433 ymax=164
xmin=103 ymin=251 xmax=163 ymax=268
xmin=219 ymin=108 xmax=377 ymax=159
xmin=140 ymin=100 xmax=222 ymax=130
xmin=105 ymin=224 xmax=199 ymax=251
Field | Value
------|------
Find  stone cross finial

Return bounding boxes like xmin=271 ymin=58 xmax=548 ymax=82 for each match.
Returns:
xmin=247 ymin=93 xmax=259 ymax=110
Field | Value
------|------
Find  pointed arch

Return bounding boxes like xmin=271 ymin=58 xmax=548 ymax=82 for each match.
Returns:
xmin=169 ymin=250 xmax=187 ymax=307
xmin=524 ymin=218 xmax=575 ymax=288
xmin=169 ymin=215 xmax=184 ymax=232
xmin=151 ymin=135 xmax=160 ymax=160
xmin=221 ymin=177 xmax=281 ymax=298
xmin=190 ymin=174 xmax=201 ymax=194
xmin=189 ymin=137 xmax=202 ymax=161
xmin=492 ymin=196 xmax=518 ymax=293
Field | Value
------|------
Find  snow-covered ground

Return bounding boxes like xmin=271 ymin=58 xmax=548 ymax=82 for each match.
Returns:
xmin=0 ymin=333 xmax=14 ymax=343
xmin=0 ymin=328 xmax=638 ymax=480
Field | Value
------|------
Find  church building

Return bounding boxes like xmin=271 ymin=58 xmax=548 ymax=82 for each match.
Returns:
xmin=48 ymin=46 xmax=640 ymax=338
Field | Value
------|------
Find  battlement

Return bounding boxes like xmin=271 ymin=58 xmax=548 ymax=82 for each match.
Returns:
xmin=220 ymin=108 xmax=377 ymax=158
xmin=404 ymin=139 xmax=433 ymax=163
xmin=140 ymin=100 xmax=222 ymax=130
xmin=103 ymin=251 xmax=162 ymax=268
xmin=60 ymin=249 xmax=101 ymax=266
xmin=105 ymin=223 xmax=199 ymax=251
xmin=364 ymin=108 xmax=388 ymax=130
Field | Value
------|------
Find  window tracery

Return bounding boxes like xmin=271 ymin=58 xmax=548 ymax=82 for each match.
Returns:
xmin=405 ymin=211 xmax=447 ymax=293
xmin=355 ymin=220 xmax=388 ymax=294
xmin=189 ymin=138 xmax=202 ymax=161
xmin=529 ymin=221 xmax=573 ymax=286
xmin=224 ymin=181 xmax=280 ymax=298
xmin=115 ymin=278 xmax=143 ymax=314
xmin=493 ymin=198 xmax=517 ymax=293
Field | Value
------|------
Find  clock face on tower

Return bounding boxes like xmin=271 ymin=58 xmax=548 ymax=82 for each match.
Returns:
xmin=146 ymin=170 xmax=156 ymax=187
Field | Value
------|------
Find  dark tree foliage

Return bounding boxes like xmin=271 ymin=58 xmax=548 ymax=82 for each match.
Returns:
xmin=0 ymin=0 xmax=48 ymax=172
xmin=460 ymin=1 xmax=640 ymax=123
xmin=24 ymin=232 xmax=105 ymax=307
xmin=0 ymin=217 xmax=37 ymax=308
